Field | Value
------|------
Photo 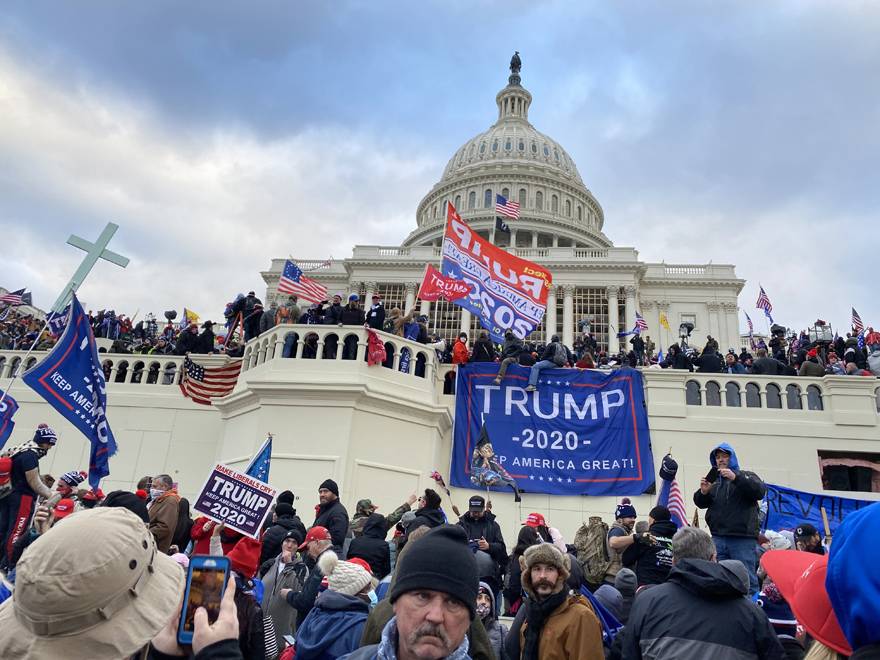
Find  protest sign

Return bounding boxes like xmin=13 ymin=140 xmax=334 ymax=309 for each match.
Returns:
xmin=763 ymin=483 xmax=876 ymax=535
xmin=451 ymin=364 xmax=655 ymax=496
xmin=417 ymin=264 xmax=472 ymax=301
xmin=194 ymin=463 xmax=277 ymax=539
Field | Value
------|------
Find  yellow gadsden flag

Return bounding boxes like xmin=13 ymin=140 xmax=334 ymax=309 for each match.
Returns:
xmin=659 ymin=312 xmax=670 ymax=330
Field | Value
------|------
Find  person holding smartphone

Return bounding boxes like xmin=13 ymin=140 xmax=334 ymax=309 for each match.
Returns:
xmin=693 ymin=442 xmax=767 ymax=595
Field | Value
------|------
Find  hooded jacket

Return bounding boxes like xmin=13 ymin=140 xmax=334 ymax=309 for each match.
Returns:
xmin=621 ymin=519 xmax=677 ymax=586
xmin=259 ymin=514 xmax=307 ymax=566
xmin=347 ymin=514 xmax=392 ymax=579
xmin=457 ymin=511 xmax=507 ymax=577
xmin=295 ymin=590 xmax=370 ymax=660
xmin=313 ymin=498 xmax=350 ymax=553
xmin=619 ymin=558 xmax=785 ymax=660
xmin=478 ymin=581 xmax=509 ymax=660
xmin=148 ymin=490 xmax=180 ymax=553
xmin=261 ymin=553 xmax=308 ymax=640
xmin=407 ymin=506 xmax=446 ymax=535
xmin=693 ymin=443 xmax=766 ymax=538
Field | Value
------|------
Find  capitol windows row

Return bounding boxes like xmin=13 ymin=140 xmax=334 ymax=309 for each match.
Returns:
xmin=685 ymin=379 xmax=824 ymax=411
xmin=433 ymin=190 xmax=596 ymax=225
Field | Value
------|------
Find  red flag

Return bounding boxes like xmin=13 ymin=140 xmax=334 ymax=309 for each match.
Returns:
xmin=417 ymin=264 xmax=472 ymax=302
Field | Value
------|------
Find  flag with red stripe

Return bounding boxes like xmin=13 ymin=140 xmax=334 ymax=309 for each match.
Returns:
xmin=277 ymin=260 xmax=328 ymax=303
xmin=180 ymin=356 xmax=242 ymax=406
xmin=852 ymin=307 xmax=864 ymax=334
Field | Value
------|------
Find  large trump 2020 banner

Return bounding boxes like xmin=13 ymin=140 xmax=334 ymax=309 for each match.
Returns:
xmin=441 ymin=203 xmax=551 ymax=342
xmin=451 ymin=364 xmax=655 ymax=496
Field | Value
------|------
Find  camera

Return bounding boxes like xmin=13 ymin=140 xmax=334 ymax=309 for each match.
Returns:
xmin=164 ymin=310 xmax=178 ymax=322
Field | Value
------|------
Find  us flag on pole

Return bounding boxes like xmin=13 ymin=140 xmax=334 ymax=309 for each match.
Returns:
xmin=277 ymin=260 xmax=328 ymax=303
xmin=756 ymin=286 xmax=773 ymax=322
xmin=495 ymin=194 xmax=520 ymax=220
xmin=180 ymin=356 xmax=242 ymax=406
xmin=745 ymin=312 xmax=754 ymax=335
xmin=0 ymin=288 xmax=25 ymax=305
xmin=657 ymin=454 xmax=689 ymax=528
xmin=635 ymin=311 xmax=648 ymax=333
xmin=852 ymin=307 xmax=864 ymax=334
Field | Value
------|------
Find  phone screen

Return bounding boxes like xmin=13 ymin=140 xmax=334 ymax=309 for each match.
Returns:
xmin=179 ymin=557 xmax=228 ymax=643
xmin=706 ymin=467 xmax=719 ymax=483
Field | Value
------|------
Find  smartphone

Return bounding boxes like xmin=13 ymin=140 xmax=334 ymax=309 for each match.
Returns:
xmin=705 ymin=467 xmax=719 ymax=483
xmin=177 ymin=555 xmax=230 ymax=646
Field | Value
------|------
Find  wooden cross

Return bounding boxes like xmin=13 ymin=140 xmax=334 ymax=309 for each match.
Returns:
xmin=51 ymin=222 xmax=130 ymax=311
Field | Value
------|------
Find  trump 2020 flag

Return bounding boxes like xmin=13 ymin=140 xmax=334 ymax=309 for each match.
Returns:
xmin=22 ymin=293 xmax=117 ymax=489
xmin=245 ymin=435 xmax=272 ymax=483
xmin=0 ymin=390 xmax=19 ymax=450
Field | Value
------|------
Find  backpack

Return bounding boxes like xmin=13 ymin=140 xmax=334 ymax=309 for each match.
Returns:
xmin=382 ymin=317 xmax=396 ymax=334
xmin=552 ymin=342 xmax=567 ymax=366
xmin=574 ymin=516 xmax=611 ymax=588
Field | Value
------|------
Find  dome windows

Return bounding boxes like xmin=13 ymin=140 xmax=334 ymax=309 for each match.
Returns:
xmin=551 ymin=194 xmax=559 ymax=213
xmin=519 ymin=188 xmax=527 ymax=207
xmin=484 ymin=189 xmax=492 ymax=207
xmin=565 ymin=200 xmax=571 ymax=217
xmin=492 ymin=139 xmax=498 ymax=152
xmin=480 ymin=142 xmax=486 ymax=154
xmin=554 ymin=148 xmax=560 ymax=162
xmin=577 ymin=205 xmax=582 ymax=221
xmin=518 ymin=140 xmax=524 ymax=151
xmin=531 ymin=142 xmax=537 ymax=154
xmin=501 ymin=188 xmax=510 ymax=200
xmin=468 ymin=191 xmax=476 ymax=210
xmin=535 ymin=191 xmax=543 ymax=210
xmin=454 ymin=194 xmax=461 ymax=209
xmin=543 ymin=144 xmax=550 ymax=156
xmin=505 ymin=139 xmax=512 ymax=151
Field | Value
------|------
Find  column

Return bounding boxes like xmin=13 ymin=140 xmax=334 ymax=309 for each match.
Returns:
xmin=607 ymin=286 xmax=620 ymax=355
xmin=562 ymin=285 xmax=574 ymax=347
xmin=724 ymin=302 xmax=740 ymax=353
xmin=545 ymin=286 xmax=557 ymax=341
xmin=707 ymin=302 xmax=721 ymax=348
xmin=552 ymin=235 xmax=559 ymax=248
xmin=460 ymin=309 xmax=471 ymax=335
xmin=531 ymin=231 xmax=538 ymax=248
xmin=510 ymin=229 xmax=517 ymax=249
xmin=641 ymin=300 xmax=657 ymax=359
xmin=490 ymin=227 xmax=496 ymax=244
xmin=624 ymin=286 xmax=637 ymax=335
xmin=404 ymin=282 xmax=417 ymax=313
xmin=363 ymin=281 xmax=376 ymax=303
xmin=419 ymin=299 xmax=431 ymax=318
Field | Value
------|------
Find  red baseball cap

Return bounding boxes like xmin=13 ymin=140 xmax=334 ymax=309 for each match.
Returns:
xmin=54 ymin=498 xmax=76 ymax=519
xmin=761 ymin=550 xmax=851 ymax=656
xmin=523 ymin=513 xmax=546 ymax=528
xmin=83 ymin=488 xmax=105 ymax=502
xmin=298 ymin=526 xmax=332 ymax=551
xmin=348 ymin=557 xmax=374 ymax=576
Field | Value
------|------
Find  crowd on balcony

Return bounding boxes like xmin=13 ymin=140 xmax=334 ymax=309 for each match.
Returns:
xmin=2 ymin=428 xmax=879 ymax=659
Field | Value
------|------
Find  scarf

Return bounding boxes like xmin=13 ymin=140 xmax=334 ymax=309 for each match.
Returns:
xmin=522 ymin=589 xmax=568 ymax=660
xmin=1 ymin=440 xmax=44 ymax=459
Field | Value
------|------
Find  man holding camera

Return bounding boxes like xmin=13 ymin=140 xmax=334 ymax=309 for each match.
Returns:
xmin=693 ymin=442 xmax=766 ymax=595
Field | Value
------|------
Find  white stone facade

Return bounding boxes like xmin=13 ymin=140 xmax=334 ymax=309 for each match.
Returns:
xmin=268 ymin=63 xmax=744 ymax=356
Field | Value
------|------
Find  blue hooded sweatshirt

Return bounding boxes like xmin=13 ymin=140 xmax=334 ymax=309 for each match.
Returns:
xmin=694 ymin=442 xmax=765 ymax=538
xmin=295 ymin=590 xmax=370 ymax=660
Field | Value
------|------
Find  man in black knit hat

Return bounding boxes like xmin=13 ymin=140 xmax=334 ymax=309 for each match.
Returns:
xmin=342 ymin=525 xmax=478 ymax=659
xmin=312 ymin=478 xmax=349 ymax=554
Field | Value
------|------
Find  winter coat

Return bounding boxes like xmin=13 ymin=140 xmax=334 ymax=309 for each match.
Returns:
xmin=259 ymin=309 xmax=277 ymax=335
xmin=174 ymin=329 xmax=200 ymax=355
xmin=148 ymin=490 xmax=180 ymax=553
xmin=407 ymin=506 xmax=445 ymax=535
xmin=503 ymin=552 xmax=525 ymax=613
xmin=693 ymin=442 xmax=766 ymax=538
xmin=234 ymin=584 xmax=276 ymax=660
xmin=295 ymin=590 xmax=369 ymax=660
xmin=479 ymin=580 xmax=509 ymax=660
xmin=501 ymin=336 xmax=524 ymax=360
xmin=312 ymin=499 xmax=350 ymax=553
xmin=260 ymin=514 xmax=308 ymax=566
xmin=798 ymin=359 xmax=826 ymax=377
xmin=286 ymin=548 xmax=332 ymax=627
xmin=171 ymin=498 xmax=193 ymax=552
xmin=350 ymin=502 xmax=411 ymax=538
xmin=347 ymin=514 xmax=392 ymax=579
xmin=191 ymin=516 xmax=243 ymax=555
xmin=470 ymin=337 xmax=496 ymax=362
xmin=662 ymin=349 xmax=693 ymax=371
xmin=867 ymin=350 xmax=880 ymax=377
xmin=619 ymin=558 xmax=785 ymax=660
xmin=323 ymin=303 xmax=344 ymax=325
xmin=694 ymin=351 xmax=723 ymax=373
xmin=457 ymin=511 xmax=507 ymax=578
xmin=195 ymin=328 xmax=215 ymax=354
xmin=621 ymin=519 xmax=677 ymax=586
xmin=345 ymin=615 xmax=473 ymax=660
xmin=518 ymin=593 xmax=605 ymax=660
xmin=452 ymin=339 xmax=470 ymax=364
xmin=340 ymin=304 xmax=366 ymax=326
xmin=366 ymin=304 xmax=386 ymax=331
xmin=149 ymin=639 xmax=244 ymax=659
xmin=723 ymin=362 xmax=747 ymax=374
xmin=261 ymin=554 xmax=309 ymax=640
xmin=751 ymin=356 xmax=785 ymax=375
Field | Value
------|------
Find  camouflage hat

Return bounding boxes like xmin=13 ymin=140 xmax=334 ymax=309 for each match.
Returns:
xmin=356 ymin=499 xmax=377 ymax=514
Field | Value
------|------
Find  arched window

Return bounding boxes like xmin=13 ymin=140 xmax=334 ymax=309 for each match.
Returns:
xmin=454 ymin=194 xmax=461 ymax=209
xmin=505 ymin=139 xmax=512 ymax=151
xmin=519 ymin=188 xmax=527 ymax=207
xmin=492 ymin=139 xmax=498 ymax=152
xmin=432 ymin=205 xmax=437 ymax=219
xmin=554 ymin=148 xmax=560 ymax=161
xmin=480 ymin=142 xmax=486 ymax=154
xmin=766 ymin=383 xmax=782 ymax=409
xmin=725 ymin=381 xmax=741 ymax=407
xmin=115 ymin=361 xmax=129 ymax=383
xmin=484 ymin=189 xmax=492 ymax=207
xmin=502 ymin=188 xmax=509 ymax=199
xmin=706 ymin=381 xmax=721 ymax=406
xmin=531 ymin=142 xmax=537 ymax=153
xmin=543 ymin=144 xmax=550 ymax=156
xmin=786 ymin=384 xmax=803 ymax=410
xmin=806 ymin=385 xmax=824 ymax=411
xmin=468 ymin=191 xmax=476 ymax=210
xmin=535 ymin=191 xmax=543 ymax=210
xmin=565 ymin=200 xmax=572 ymax=217
xmin=745 ymin=382 xmax=761 ymax=408
xmin=518 ymin=139 xmax=525 ymax=151
xmin=551 ymin=195 xmax=559 ymax=213
xmin=577 ymin=206 xmax=583 ymax=221
xmin=686 ymin=380 xmax=702 ymax=405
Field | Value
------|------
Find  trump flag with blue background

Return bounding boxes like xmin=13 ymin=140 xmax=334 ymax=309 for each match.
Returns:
xmin=0 ymin=390 xmax=18 ymax=449
xmin=22 ymin=293 xmax=117 ymax=489
xmin=451 ymin=364 xmax=655 ymax=496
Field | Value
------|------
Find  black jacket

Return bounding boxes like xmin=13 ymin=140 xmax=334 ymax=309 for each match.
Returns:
xmin=259 ymin=514 xmax=307 ymax=566
xmin=150 ymin=639 xmax=244 ymax=659
xmin=471 ymin=337 xmax=496 ymax=362
xmin=407 ymin=506 xmax=446 ymax=536
xmin=751 ymin=356 xmax=785 ymax=375
xmin=175 ymin=330 xmax=200 ymax=355
xmin=457 ymin=511 xmax=507 ymax=575
xmin=366 ymin=304 xmax=385 ymax=330
xmin=312 ymin=499 xmax=350 ymax=553
xmin=340 ymin=304 xmax=365 ymax=326
xmin=619 ymin=558 xmax=785 ymax=660
xmin=694 ymin=352 xmax=723 ymax=373
xmin=196 ymin=328 xmax=215 ymax=354
xmin=287 ymin=548 xmax=330 ymax=627
xmin=694 ymin=469 xmax=766 ymax=538
xmin=662 ymin=350 xmax=693 ymax=371
xmin=501 ymin=337 xmax=524 ymax=359
xmin=622 ymin=519 xmax=677 ymax=586
xmin=346 ymin=514 xmax=391 ymax=579
xmin=323 ymin=303 xmax=344 ymax=325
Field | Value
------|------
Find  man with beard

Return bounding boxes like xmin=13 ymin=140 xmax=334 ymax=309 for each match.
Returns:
xmin=622 ymin=505 xmax=678 ymax=587
xmin=604 ymin=499 xmax=637 ymax=585
xmin=341 ymin=525 xmax=478 ymax=660
xmin=518 ymin=542 xmax=603 ymax=659
xmin=312 ymin=479 xmax=349 ymax=554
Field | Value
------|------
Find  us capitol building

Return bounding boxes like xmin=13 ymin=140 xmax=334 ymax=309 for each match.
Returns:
xmin=265 ymin=56 xmax=744 ymax=353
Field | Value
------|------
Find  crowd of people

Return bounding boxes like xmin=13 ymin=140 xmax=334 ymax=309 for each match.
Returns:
xmin=1 ymin=425 xmax=877 ymax=659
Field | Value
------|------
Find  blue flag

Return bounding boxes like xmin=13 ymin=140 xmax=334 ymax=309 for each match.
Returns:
xmin=245 ymin=435 xmax=272 ymax=483
xmin=47 ymin=305 xmax=71 ymax=338
xmin=22 ymin=294 xmax=117 ymax=489
xmin=0 ymin=390 xmax=19 ymax=449
xmin=580 ymin=585 xmax=623 ymax=647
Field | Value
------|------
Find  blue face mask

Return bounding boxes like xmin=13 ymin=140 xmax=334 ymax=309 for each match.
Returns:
xmin=368 ymin=590 xmax=378 ymax=609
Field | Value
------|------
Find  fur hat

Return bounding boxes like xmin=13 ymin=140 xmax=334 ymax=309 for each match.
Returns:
xmin=317 ymin=551 xmax=372 ymax=596
xmin=519 ymin=543 xmax=570 ymax=598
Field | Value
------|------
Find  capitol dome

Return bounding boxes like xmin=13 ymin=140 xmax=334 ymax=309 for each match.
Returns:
xmin=403 ymin=56 xmax=610 ymax=250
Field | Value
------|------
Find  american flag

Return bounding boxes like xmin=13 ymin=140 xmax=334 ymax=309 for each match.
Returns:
xmin=745 ymin=312 xmax=754 ymax=335
xmin=657 ymin=454 xmax=689 ymax=528
xmin=0 ymin=289 xmax=25 ymax=305
xmin=179 ymin=356 xmax=242 ymax=406
xmin=635 ymin=311 xmax=648 ymax=332
xmin=277 ymin=260 xmax=328 ymax=303
xmin=858 ymin=330 xmax=866 ymax=351
xmin=495 ymin=194 xmax=520 ymax=220
xmin=667 ymin=479 xmax=689 ymax=529
xmin=852 ymin=307 xmax=864 ymax=334
xmin=756 ymin=286 xmax=773 ymax=322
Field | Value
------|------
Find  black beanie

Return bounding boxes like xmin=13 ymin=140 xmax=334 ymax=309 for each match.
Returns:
xmin=423 ymin=488 xmax=441 ymax=510
xmin=101 ymin=490 xmax=150 ymax=524
xmin=277 ymin=490 xmax=295 ymax=505
xmin=319 ymin=479 xmax=339 ymax=497
xmin=275 ymin=502 xmax=295 ymax=518
xmin=649 ymin=505 xmax=671 ymax=522
xmin=391 ymin=525 xmax=479 ymax=619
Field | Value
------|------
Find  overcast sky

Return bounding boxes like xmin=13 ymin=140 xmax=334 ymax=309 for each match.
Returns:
xmin=1 ymin=1 xmax=877 ymax=333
